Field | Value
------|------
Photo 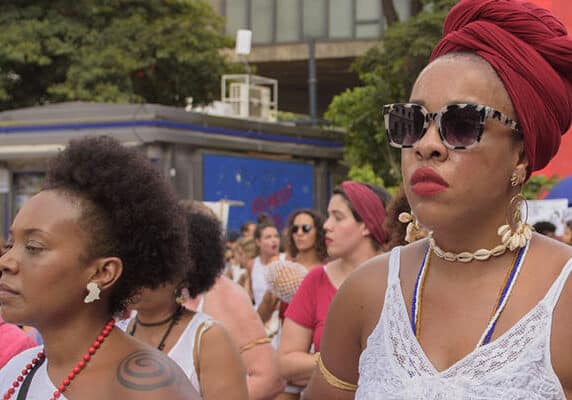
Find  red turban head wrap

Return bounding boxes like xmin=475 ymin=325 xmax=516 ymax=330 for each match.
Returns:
xmin=340 ymin=181 xmax=387 ymax=246
xmin=430 ymin=0 xmax=572 ymax=174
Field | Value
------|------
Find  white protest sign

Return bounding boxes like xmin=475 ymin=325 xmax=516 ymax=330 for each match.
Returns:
xmin=526 ymin=199 xmax=569 ymax=236
xmin=203 ymin=200 xmax=245 ymax=231
xmin=564 ymin=207 xmax=572 ymax=224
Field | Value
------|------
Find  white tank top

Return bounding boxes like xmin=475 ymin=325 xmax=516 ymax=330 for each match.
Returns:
xmin=251 ymin=254 xmax=286 ymax=308
xmin=252 ymin=256 xmax=269 ymax=308
xmin=357 ymin=246 xmax=572 ymax=399
xmin=168 ymin=312 xmax=211 ymax=396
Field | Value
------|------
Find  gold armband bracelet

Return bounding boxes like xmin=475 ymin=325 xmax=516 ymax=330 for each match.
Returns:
xmin=239 ymin=337 xmax=272 ymax=353
xmin=317 ymin=353 xmax=358 ymax=392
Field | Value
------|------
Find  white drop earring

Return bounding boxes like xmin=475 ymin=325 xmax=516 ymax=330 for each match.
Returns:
xmin=84 ymin=282 xmax=101 ymax=303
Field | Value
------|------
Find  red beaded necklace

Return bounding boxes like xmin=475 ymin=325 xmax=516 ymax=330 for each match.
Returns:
xmin=2 ymin=319 xmax=115 ymax=400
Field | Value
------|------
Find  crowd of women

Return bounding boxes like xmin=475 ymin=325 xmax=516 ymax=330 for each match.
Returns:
xmin=2 ymin=0 xmax=572 ymax=398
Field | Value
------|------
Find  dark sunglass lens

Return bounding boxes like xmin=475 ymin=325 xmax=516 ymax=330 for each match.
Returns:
xmin=387 ymin=105 xmax=424 ymax=146
xmin=302 ymin=224 xmax=312 ymax=233
xmin=441 ymin=106 xmax=483 ymax=147
xmin=291 ymin=225 xmax=299 ymax=234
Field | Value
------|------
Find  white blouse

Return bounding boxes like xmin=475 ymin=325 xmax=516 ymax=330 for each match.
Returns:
xmin=357 ymin=246 xmax=572 ymax=399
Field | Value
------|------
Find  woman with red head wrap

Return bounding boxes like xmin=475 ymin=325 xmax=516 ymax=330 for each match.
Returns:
xmin=277 ymin=181 xmax=388 ymax=399
xmin=304 ymin=1 xmax=572 ymax=399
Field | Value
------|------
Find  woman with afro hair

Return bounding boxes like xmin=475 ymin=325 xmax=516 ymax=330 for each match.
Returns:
xmin=0 ymin=136 xmax=200 ymax=399
xmin=182 ymin=202 xmax=283 ymax=400
xmin=126 ymin=202 xmax=249 ymax=400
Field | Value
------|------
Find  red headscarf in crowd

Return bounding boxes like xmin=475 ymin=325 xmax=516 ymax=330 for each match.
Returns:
xmin=431 ymin=0 xmax=572 ymax=175
xmin=341 ymin=181 xmax=387 ymax=246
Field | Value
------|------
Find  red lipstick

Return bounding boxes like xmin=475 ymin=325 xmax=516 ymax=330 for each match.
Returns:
xmin=410 ymin=167 xmax=449 ymax=196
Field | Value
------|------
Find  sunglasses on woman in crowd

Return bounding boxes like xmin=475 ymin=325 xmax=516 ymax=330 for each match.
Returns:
xmin=291 ymin=224 xmax=313 ymax=234
xmin=383 ymin=103 xmax=522 ymax=150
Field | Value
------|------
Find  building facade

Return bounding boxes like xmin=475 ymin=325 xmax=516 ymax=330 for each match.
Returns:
xmin=0 ymin=102 xmax=345 ymax=237
xmin=209 ymin=0 xmax=413 ymax=116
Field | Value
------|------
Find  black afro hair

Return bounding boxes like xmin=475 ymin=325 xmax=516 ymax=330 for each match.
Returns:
xmin=183 ymin=206 xmax=225 ymax=298
xmin=43 ymin=136 xmax=188 ymax=316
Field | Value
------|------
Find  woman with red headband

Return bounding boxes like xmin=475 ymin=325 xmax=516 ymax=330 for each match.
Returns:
xmin=278 ymin=181 xmax=388 ymax=399
xmin=304 ymin=0 xmax=572 ymax=399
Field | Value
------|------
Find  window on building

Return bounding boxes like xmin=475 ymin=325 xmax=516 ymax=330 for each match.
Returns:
xmin=329 ymin=0 xmax=353 ymax=39
xmin=252 ymin=0 xmax=274 ymax=43
xmin=355 ymin=0 xmax=382 ymax=38
xmin=303 ymin=0 xmax=327 ymax=39
xmin=276 ymin=0 xmax=301 ymax=42
xmin=219 ymin=0 xmax=412 ymax=45
xmin=225 ymin=0 xmax=249 ymax=36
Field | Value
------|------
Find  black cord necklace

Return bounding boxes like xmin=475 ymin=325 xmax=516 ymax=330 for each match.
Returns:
xmin=129 ymin=305 xmax=183 ymax=351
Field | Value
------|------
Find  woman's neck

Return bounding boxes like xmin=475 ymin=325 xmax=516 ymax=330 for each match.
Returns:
xmin=259 ymin=253 xmax=276 ymax=265
xmin=329 ymin=241 xmax=379 ymax=286
xmin=296 ymin=249 xmax=322 ymax=269
xmin=341 ymin=246 xmax=378 ymax=274
xmin=136 ymin=301 xmax=179 ymax=325
xmin=430 ymin=212 xmax=508 ymax=254
xmin=38 ymin=309 xmax=111 ymax=369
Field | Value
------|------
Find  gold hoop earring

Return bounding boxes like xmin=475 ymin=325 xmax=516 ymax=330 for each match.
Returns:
xmin=510 ymin=169 xmax=525 ymax=187
xmin=497 ymin=193 xmax=532 ymax=251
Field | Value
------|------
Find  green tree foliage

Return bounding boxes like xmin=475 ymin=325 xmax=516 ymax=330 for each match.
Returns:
xmin=326 ymin=0 xmax=458 ymax=186
xmin=523 ymin=175 xmax=561 ymax=200
xmin=348 ymin=163 xmax=386 ymax=188
xmin=0 ymin=0 xmax=235 ymax=110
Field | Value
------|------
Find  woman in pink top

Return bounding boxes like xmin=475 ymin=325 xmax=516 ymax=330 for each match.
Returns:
xmin=278 ymin=181 xmax=389 ymax=397
xmin=0 ymin=317 xmax=36 ymax=369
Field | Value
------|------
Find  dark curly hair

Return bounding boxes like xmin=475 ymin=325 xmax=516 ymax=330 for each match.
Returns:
xmin=333 ymin=182 xmax=391 ymax=250
xmin=286 ymin=209 xmax=328 ymax=262
xmin=43 ymin=136 xmax=188 ymax=316
xmin=179 ymin=201 xmax=225 ymax=298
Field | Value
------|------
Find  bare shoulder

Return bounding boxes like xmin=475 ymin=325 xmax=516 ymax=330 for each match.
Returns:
xmin=216 ymin=275 xmax=253 ymax=304
xmin=332 ymin=249 xmax=393 ymax=341
xmin=205 ymin=276 xmax=266 ymax=345
xmin=200 ymin=319 xmax=235 ymax=345
xmin=536 ymin=232 xmax=572 ymax=313
xmin=526 ymin=233 xmax=572 ymax=292
xmin=113 ymin=346 xmax=200 ymax=399
xmin=535 ymin=234 xmax=572 ymax=394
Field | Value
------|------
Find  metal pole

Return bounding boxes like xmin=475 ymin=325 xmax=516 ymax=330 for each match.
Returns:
xmin=308 ymin=39 xmax=317 ymax=126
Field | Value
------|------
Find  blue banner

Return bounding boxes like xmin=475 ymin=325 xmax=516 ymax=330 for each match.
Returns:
xmin=203 ymin=154 xmax=314 ymax=231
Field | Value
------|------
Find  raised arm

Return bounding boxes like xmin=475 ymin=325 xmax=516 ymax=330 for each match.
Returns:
xmin=257 ymin=290 xmax=280 ymax=323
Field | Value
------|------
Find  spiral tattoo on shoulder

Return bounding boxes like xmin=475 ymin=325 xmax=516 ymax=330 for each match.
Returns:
xmin=116 ymin=350 xmax=178 ymax=391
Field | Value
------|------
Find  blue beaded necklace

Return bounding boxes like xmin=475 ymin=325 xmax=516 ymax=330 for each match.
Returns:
xmin=411 ymin=241 xmax=529 ymax=347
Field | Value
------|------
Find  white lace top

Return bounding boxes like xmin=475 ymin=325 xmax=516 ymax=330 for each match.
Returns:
xmin=357 ymin=246 xmax=572 ymax=400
